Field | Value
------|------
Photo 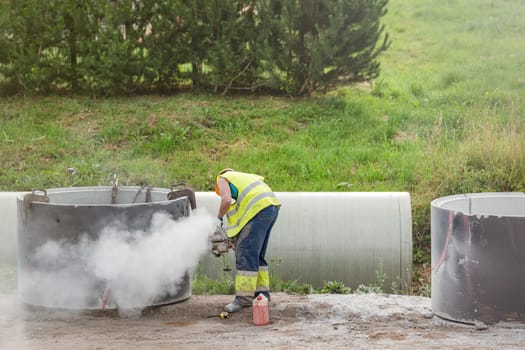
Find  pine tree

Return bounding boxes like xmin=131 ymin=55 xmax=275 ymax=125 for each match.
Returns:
xmin=0 ymin=0 xmax=390 ymax=95
xmin=259 ymin=0 xmax=390 ymax=95
xmin=200 ymin=0 xmax=261 ymax=94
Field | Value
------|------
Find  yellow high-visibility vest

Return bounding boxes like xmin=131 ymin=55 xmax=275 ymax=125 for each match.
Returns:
xmin=219 ymin=171 xmax=280 ymax=237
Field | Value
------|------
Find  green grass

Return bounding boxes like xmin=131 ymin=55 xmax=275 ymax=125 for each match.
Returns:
xmin=1 ymin=0 xmax=525 ymax=294
xmin=193 ymin=270 xmax=394 ymax=296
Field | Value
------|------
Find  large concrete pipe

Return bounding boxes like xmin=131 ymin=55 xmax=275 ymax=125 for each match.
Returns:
xmin=16 ymin=186 xmax=195 ymax=310
xmin=0 ymin=192 xmax=26 ymax=264
xmin=431 ymin=192 xmax=525 ymax=324
xmin=1 ymin=191 xmax=412 ymax=294
xmin=197 ymin=192 xmax=413 ymax=292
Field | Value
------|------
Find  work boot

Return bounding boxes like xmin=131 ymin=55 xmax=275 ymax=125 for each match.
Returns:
xmin=224 ymin=296 xmax=251 ymax=313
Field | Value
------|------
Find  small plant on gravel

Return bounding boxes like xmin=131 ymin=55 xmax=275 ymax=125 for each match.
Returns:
xmin=354 ymin=284 xmax=383 ymax=294
xmin=416 ymin=278 xmax=431 ymax=298
xmin=320 ymin=281 xmax=351 ymax=294
xmin=277 ymin=280 xmax=315 ymax=295
xmin=192 ymin=270 xmax=234 ymax=295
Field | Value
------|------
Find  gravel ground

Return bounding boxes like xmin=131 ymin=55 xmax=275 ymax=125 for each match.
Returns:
xmin=1 ymin=291 xmax=525 ymax=350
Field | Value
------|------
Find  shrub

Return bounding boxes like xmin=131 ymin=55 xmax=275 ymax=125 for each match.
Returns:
xmin=0 ymin=0 xmax=390 ymax=96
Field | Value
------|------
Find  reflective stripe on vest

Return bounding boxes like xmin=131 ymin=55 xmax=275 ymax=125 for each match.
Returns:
xmin=226 ymin=180 xmax=264 ymax=216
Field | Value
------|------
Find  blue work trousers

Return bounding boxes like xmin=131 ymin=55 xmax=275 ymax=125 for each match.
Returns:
xmin=234 ymin=205 xmax=279 ymax=300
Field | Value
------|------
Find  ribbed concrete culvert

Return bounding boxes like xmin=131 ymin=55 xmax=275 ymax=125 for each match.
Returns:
xmin=196 ymin=191 xmax=413 ymax=292
xmin=3 ymin=191 xmax=413 ymax=303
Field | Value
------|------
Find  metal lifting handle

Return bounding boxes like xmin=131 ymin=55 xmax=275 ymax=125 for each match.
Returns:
xmin=22 ymin=189 xmax=50 ymax=224
xmin=167 ymin=184 xmax=196 ymax=210
xmin=110 ymin=173 xmax=118 ymax=204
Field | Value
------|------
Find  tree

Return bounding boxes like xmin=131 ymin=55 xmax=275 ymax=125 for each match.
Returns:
xmin=0 ymin=0 xmax=65 ymax=92
xmin=0 ymin=0 xmax=390 ymax=96
xmin=203 ymin=0 xmax=262 ymax=94
xmin=259 ymin=0 xmax=390 ymax=95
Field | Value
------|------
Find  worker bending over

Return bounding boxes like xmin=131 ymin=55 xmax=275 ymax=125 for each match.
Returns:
xmin=215 ymin=168 xmax=281 ymax=313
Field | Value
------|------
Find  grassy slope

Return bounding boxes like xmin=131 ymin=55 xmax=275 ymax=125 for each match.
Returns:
xmin=380 ymin=0 xmax=525 ymax=271
xmin=1 ymin=0 xmax=525 ymax=292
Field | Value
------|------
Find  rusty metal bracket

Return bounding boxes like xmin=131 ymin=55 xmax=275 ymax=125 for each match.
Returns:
xmin=22 ymin=189 xmax=49 ymax=224
xmin=110 ymin=173 xmax=119 ymax=204
xmin=167 ymin=183 xmax=196 ymax=210
xmin=146 ymin=186 xmax=153 ymax=203
xmin=131 ymin=185 xmax=154 ymax=203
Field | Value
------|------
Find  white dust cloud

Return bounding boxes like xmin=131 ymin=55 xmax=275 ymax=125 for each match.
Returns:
xmin=20 ymin=209 xmax=215 ymax=311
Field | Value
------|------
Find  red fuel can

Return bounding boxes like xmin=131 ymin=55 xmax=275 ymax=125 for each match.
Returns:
xmin=252 ymin=294 xmax=269 ymax=326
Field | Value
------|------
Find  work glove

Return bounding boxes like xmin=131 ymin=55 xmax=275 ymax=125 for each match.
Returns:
xmin=215 ymin=216 xmax=223 ymax=229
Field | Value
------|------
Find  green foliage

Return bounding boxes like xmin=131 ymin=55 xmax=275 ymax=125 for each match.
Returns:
xmin=0 ymin=0 xmax=390 ymax=95
xmin=353 ymin=265 xmax=390 ymax=294
xmin=354 ymin=284 xmax=383 ymax=294
xmin=0 ymin=0 xmax=139 ymax=94
xmin=201 ymin=0 xmax=262 ymax=94
xmin=320 ymin=281 xmax=351 ymax=294
xmin=192 ymin=270 xmax=316 ymax=296
xmin=2 ymin=0 xmax=525 ymax=295
xmin=192 ymin=270 xmax=235 ymax=295
xmin=261 ymin=0 xmax=390 ymax=94
xmin=271 ymin=278 xmax=315 ymax=295
xmin=416 ymin=277 xmax=431 ymax=298
xmin=131 ymin=118 xmax=194 ymax=156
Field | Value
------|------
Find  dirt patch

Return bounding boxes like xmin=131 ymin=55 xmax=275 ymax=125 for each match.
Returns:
xmin=1 ymin=292 xmax=524 ymax=349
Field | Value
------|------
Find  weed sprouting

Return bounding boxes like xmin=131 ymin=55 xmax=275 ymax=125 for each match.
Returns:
xmin=321 ymin=281 xmax=351 ymax=294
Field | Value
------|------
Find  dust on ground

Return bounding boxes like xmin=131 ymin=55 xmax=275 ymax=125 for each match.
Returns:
xmin=1 ymin=291 xmax=524 ymax=350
